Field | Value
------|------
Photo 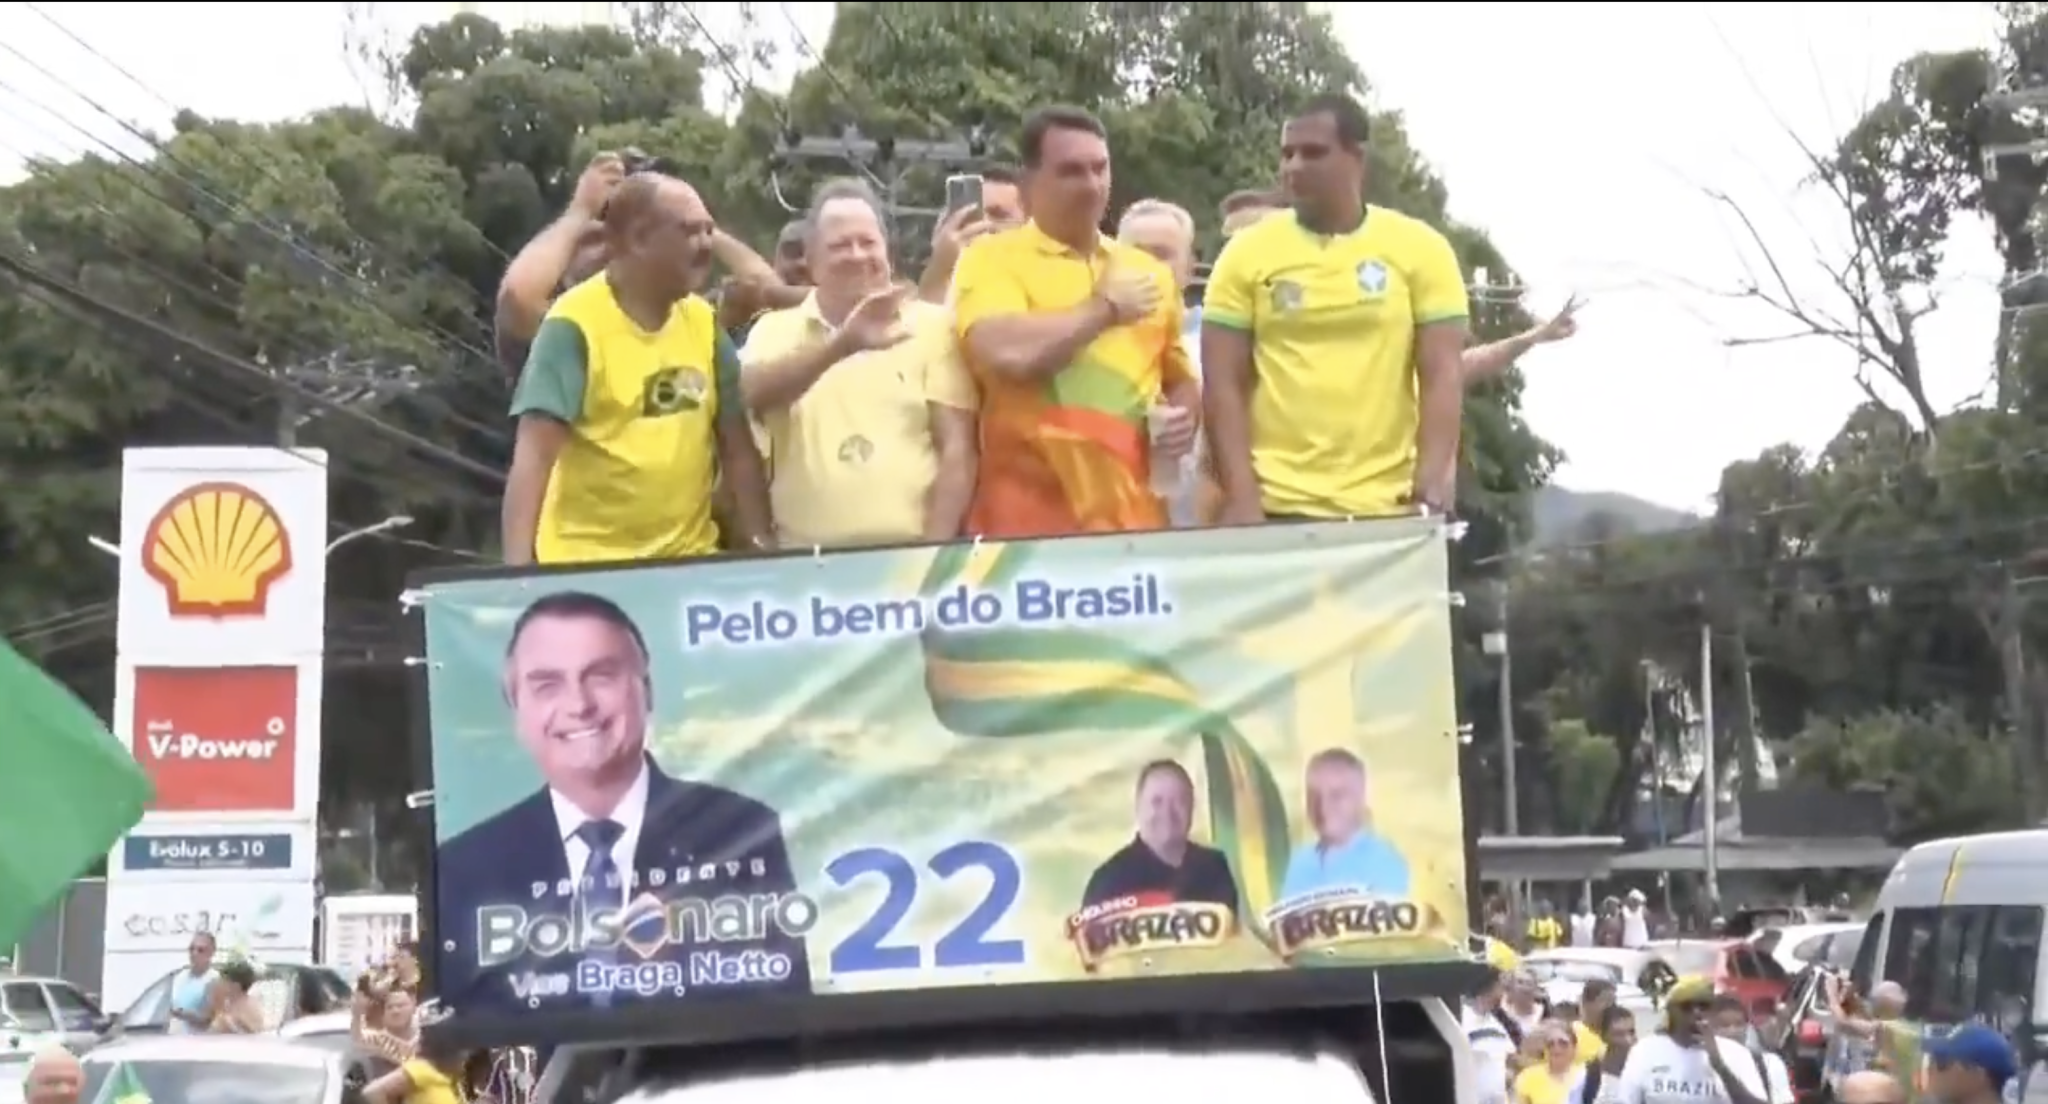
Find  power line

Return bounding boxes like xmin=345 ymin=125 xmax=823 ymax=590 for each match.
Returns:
xmin=18 ymin=1 xmax=517 ymax=270
xmin=0 ymin=245 xmax=506 ymax=484
xmin=0 ymin=39 xmax=508 ymax=395
xmin=0 ymin=113 xmax=512 ymax=455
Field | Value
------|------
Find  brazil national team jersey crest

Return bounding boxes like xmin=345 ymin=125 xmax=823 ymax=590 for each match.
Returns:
xmin=641 ymin=365 xmax=708 ymax=416
xmin=1270 ymin=279 xmax=1304 ymax=312
xmin=1357 ymin=260 xmax=1389 ymax=295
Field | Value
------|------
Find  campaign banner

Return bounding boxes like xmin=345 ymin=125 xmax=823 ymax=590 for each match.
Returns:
xmin=419 ymin=519 xmax=1466 ymax=1021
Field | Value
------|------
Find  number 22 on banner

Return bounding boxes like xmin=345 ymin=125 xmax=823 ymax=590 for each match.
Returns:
xmin=824 ymin=841 xmax=1026 ymax=973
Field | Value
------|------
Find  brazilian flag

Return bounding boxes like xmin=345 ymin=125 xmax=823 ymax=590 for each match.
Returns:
xmin=916 ymin=540 xmax=1292 ymax=938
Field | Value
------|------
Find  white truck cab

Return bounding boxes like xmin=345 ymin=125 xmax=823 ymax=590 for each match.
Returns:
xmin=531 ymin=998 xmax=1476 ymax=1104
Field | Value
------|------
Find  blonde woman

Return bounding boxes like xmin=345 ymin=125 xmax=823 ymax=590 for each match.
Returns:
xmin=1513 ymin=1022 xmax=1580 ymax=1104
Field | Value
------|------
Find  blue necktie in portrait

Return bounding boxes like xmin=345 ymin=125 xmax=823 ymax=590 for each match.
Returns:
xmin=575 ymin=818 xmax=625 ymax=1008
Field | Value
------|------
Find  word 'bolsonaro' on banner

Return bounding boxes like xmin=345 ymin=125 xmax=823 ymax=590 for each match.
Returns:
xmin=413 ymin=517 xmax=1471 ymax=1049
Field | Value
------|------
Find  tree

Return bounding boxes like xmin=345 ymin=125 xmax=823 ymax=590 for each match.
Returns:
xmin=0 ymin=5 xmax=1561 ymax=881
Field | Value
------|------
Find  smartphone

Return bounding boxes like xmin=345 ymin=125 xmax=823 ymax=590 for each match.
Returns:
xmin=944 ymin=173 xmax=984 ymax=217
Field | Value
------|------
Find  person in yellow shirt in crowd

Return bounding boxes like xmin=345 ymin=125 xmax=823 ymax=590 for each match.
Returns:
xmin=1515 ymin=1021 xmax=1584 ymax=1104
xmin=503 ymin=172 xmax=771 ymax=565
xmin=1528 ymin=899 xmax=1565 ymax=950
xmin=1203 ymin=92 xmax=1468 ymax=524
xmin=740 ymin=179 xmax=979 ymax=547
xmin=952 ymin=105 xmax=1199 ymax=536
xmin=1573 ymin=978 xmax=1614 ymax=1064
xmin=362 ymin=1027 xmax=468 ymax=1104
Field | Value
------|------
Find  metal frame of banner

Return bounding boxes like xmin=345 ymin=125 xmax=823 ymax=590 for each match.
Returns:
xmin=400 ymin=515 xmax=1482 ymax=1053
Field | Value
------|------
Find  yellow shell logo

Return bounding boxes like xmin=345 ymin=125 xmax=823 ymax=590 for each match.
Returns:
xmin=142 ymin=482 xmax=295 ymax=618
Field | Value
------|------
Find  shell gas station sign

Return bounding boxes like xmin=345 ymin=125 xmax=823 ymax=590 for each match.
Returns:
xmin=115 ymin=450 xmax=327 ymax=663
xmin=105 ymin=448 xmax=327 ymax=1001
xmin=141 ymin=482 xmax=296 ymax=619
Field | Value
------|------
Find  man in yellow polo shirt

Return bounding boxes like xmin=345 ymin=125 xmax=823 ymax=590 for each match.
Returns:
xmin=1203 ymin=93 xmax=1469 ymax=523
xmin=952 ymin=105 xmax=1199 ymax=537
xmin=740 ymin=179 xmax=979 ymax=547
xmin=503 ymin=173 xmax=771 ymax=564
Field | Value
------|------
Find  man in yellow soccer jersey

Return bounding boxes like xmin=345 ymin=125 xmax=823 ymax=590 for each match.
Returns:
xmin=504 ymin=173 xmax=772 ymax=565
xmin=1201 ymin=93 xmax=1469 ymax=523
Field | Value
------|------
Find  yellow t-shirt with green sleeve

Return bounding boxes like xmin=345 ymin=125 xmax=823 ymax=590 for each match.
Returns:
xmin=1201 ymin=206 xmax=1468 ymax=518
xmin=510 ymin=272 xmax=744 ymax=563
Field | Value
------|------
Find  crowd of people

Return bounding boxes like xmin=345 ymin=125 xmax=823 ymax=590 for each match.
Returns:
xmin=10 ymin=937 xmax=534 ymax=1104
xmin=1463 ymin=955 xmax=2019 ymax=1104
xmin=490 ymin=93 xmax=1581 ymax=565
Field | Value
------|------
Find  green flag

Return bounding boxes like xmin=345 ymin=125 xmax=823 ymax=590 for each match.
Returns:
xmin=0 ymin=639 xmax=152 ymax=950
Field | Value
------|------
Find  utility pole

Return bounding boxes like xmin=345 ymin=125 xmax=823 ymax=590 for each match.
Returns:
xmin=266 ymin=353 xmax=423 ymax=447
xmin=1481 ymin=582 xmax=1519 ymax=836
xmin=770 ymin=126 xmax=986 ymax=252
xmin=2000 ymin=571 xmax=2040 ymax=822
xmin=1699 ymin=616 xmax=1721 ymax=913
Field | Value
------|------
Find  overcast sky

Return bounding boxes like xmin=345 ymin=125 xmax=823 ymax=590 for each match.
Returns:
xmin=0 ymin=1 xmax=2014 ymax=510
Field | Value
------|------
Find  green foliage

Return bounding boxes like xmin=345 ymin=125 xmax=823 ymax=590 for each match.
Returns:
xmin=1787 ymin=707 xmax=2020 ymax=841
xmin=1482 ymin=6 xmax=2048 ymax=843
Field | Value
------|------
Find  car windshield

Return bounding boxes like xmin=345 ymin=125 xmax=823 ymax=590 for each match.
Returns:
xmin=1654 ymin=943 xmax=1721 ymax=977
xmin=1524 ymin=959 xmax=1625 ymax=985
xmin=80 ymin=1058 xmax=327 ymax=1104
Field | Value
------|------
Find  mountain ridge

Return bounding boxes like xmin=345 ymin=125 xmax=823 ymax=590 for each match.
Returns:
xmin=1531 ymin=485 xmax=1697 ymax=545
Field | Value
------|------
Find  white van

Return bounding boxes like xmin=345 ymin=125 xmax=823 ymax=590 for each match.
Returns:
xmin=1842 ymin=830 xmax=2048 ymax=1101
xmin=532 ymin=998 xmax=1477 ymax=1104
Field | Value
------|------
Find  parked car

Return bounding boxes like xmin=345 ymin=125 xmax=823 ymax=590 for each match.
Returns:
xmin=1724 ymin=906 xmax=1853 ymax=940
xmin=0 ymin=1051 xmax=29 ymax=1104
xmin=110 ymin=963 xmax=350 ymax=1039
xmin=0 ymin=972 xmax=109 ymax=1053
xmin=80 ymin=1034 xmax=345 ymax=1104
xmin=1643 ymin=938 xmax=1791 ymax=1018
xmin=275 ymin=1009 xmax=411 ymax=1095
xmin=1522 ymin=947 xmax=1680 ymax=995
xmin=1750 ymin=921 xmax=1864 ymax=976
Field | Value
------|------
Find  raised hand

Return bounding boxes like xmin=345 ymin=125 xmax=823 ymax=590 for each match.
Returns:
xmin=930 ymin=204 xmax=995 ymax=268
xmin=571 ymin=151 xmax=626 ymax=219
xmin=1534 ymin=295 xmax=1581 ymax=343
xmin=840 ymin=284 xmax=914 ymax=352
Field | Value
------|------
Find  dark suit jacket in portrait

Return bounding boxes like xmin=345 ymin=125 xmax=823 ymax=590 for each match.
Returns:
xmin=434 ymin=759 xmax=812 ymax=1013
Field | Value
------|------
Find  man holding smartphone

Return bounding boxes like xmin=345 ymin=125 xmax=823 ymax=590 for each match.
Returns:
xmin=919 ymin=165 xmax=1028 ymax=303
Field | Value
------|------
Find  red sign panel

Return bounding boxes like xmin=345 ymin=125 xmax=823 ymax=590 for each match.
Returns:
xmin=131 ymin=667 xmax=298 ymax=813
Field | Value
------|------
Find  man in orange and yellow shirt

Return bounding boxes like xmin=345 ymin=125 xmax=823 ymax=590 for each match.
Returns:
xmin=951 ymin=105 xmax=1199 ymax=537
